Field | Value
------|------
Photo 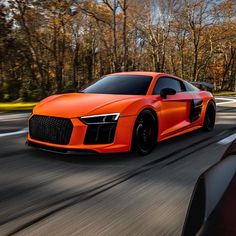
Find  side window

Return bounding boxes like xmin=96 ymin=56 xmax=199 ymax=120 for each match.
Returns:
xmin=184 ymin=81 xmax=199 ymax=92
xmin=153 ymin=77 xmax=183 ymax=95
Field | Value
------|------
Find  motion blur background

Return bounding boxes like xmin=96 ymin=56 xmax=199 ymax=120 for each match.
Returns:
xmin=0 ymin=0 xmax=236 ymax=105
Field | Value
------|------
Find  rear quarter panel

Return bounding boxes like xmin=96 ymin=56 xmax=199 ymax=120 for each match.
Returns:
xmin=194 ymin=91 xmax=215 ymax=125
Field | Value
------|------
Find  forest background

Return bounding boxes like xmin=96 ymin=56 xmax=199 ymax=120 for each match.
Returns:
xmin=0 ymin=0 xmax=235 ymax=102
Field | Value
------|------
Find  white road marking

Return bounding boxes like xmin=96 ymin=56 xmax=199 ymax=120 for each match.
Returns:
xmin=217 ymin=133 xmax=236 ymax=145
xmin=0 ymin=128 xmax=29 ymax=138
xmin=216 ymin=98 xmax=236 ymax=101
xmin=216 ymin=97 xmax=236 ymax=105
xmin=0 ymin=113 xmax=30 ymax=121
xmin=216 ymin=100 xmax=236 ymax=105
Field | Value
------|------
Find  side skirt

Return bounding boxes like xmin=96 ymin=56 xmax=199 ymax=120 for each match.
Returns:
xmin=159 ymin=125 xmax=202 ymax=142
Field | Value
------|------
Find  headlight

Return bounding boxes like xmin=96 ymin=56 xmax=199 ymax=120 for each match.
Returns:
xmin=80 ymin=113 xmax=120 ymax=125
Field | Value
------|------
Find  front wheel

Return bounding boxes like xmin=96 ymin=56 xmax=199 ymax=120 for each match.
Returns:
xmin=132 ymin=110 xmax=158 ymax=155
xmin=203 ymin=101 xmax=216 ymax=131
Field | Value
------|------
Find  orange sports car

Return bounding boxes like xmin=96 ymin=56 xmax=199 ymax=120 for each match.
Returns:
xmin=27 ymin=72 xmax=216 ymax=155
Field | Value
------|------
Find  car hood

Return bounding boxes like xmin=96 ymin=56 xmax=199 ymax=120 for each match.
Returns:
xmin=33 ymin=93 xmax=144 ymax=118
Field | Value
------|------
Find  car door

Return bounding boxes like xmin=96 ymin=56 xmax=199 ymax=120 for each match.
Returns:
xmin=153 ymin=76 xmax=193 ymax=139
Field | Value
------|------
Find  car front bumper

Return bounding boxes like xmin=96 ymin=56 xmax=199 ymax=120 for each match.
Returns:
xmin=27 ymin=115 xmax=136 ymax=154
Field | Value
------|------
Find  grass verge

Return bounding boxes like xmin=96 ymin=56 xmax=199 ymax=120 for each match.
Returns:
xmin=0 ymin=102 xmax=37 ymax=112
xmin=213 ymin=91 xmax=236 ymax=96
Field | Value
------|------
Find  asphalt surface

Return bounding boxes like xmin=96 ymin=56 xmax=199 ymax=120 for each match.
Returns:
xmin=0 ymin=97 xmax=235 ymax=236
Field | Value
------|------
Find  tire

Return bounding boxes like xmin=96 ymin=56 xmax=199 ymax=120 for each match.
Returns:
xmin=132 ymin=110 xmax=158 ymax=155
xmin=203 ymin=101 xmax=216 ymax=131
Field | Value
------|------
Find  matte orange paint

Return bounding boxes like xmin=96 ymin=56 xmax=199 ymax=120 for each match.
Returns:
xmin=28 ymin=72 xmax=214 ymax=153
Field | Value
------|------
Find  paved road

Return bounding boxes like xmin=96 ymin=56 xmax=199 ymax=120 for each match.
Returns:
xmin=0 ymin=97 xmax=235 ymax=236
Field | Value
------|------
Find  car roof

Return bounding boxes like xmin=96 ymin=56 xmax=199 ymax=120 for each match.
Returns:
xmin=110 ymin=71 xmax=180 ymax=79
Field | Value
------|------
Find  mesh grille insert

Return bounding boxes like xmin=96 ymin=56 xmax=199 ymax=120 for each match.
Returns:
xmin=29 ymin=115 xmax=73 ymax=145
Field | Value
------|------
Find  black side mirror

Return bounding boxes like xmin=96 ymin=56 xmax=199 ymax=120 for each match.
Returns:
xmin=160 ymin=88 xmax=176 ymax=98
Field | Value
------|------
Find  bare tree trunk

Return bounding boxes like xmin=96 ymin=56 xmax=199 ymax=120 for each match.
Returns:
xmin=180 ymin=31 xmax=186 ymax=79
xmin=113 ymin=1 xmax=119 ymax=71
xmin=121 ymin=0 xmax=128 ymax=71
xmin=72 ymin=42 xmax=79 ymax=89
xmin=0 ymin=60 xmax=3 ymax=101
xmin=193 ymin=44 xmax=198 ymax=81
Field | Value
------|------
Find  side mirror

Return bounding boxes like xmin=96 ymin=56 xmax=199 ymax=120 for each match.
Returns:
xmin=160 ymin=88 xmax=176 ymax=98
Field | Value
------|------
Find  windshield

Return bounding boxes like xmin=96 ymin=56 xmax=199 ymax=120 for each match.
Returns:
xmin=83 ymin=75 xmax=153 ymax=95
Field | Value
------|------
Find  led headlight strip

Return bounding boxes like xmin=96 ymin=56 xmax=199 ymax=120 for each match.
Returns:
xmin=80 ymin=113 xmax=120 ymax=125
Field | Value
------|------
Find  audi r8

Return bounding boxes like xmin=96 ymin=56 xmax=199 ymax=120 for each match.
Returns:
xmin=27 ymin=72 xmax=216 ymax=155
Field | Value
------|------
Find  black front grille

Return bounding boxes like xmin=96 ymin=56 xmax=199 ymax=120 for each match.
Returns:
xmin=84 ymin=124 xmax=117 ymax=144
xmin=29 ymin=115 xmax=73 ymax=145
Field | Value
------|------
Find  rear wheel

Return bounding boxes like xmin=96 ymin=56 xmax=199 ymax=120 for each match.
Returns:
xmin=132 ymin=110 xmax=158 ymax=155
xmin=203 ymin=101 xmax=216 ymax=131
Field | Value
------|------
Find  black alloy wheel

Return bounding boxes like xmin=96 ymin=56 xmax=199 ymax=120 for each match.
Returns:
xmin=203 ymin=102 xmax=216 ymax=131
xmin=133 ymin=110 xmax=158 ymax=155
